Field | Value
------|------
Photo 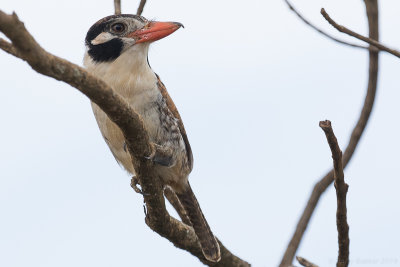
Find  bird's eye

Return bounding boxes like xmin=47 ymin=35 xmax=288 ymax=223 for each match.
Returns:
xmin=111 ymin=23 xmax=125 ymax=33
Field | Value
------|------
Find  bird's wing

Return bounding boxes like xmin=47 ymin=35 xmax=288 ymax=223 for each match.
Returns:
xmin=155 ymin=74 xmax=193 ymax=171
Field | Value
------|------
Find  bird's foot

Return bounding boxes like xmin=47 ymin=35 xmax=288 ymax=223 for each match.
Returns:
xmin=130 ymin=176 xmax=150 ymax=196
xmin=145 ymin=143 xmax=175 ymax=167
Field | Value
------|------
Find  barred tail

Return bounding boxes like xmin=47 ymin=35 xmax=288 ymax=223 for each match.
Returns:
xmin=176 ymin=184 xmax=221 ymax=262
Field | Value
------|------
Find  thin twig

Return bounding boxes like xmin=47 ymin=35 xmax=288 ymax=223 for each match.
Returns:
xmin=296 ymin=256 xmax=319 ymax=267
xmin=136 ymin=0 xmax=147 ymax=16
xmin=283 ymin=0 xmax=367 ymax=49
xmin=114 ymin=0 xmax=121 ymax=15
xmin=0 ymin=9 xmax=250 ymax=267
xmin=321 ymin=8 xmax=400 ymax=58
xmin=319 ymin=121 xmax=349 ymax=267
xmin=279 ymin=1 xmax=379 ymax=266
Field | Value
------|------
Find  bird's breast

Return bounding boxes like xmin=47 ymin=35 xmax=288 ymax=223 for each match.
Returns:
xmin=85 ymin=52 xmax=190 ymax=187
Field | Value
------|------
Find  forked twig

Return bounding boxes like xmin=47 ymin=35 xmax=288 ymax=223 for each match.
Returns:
xmin=280 ymin=1 xmax=379 ymax=265
xmin=283 ymin=0 xmax=367 ymax=49
xmin=321 ymin=8 xmax=400 ymax=58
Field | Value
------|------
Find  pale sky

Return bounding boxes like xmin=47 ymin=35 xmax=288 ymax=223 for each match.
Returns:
xmin=1 ymin=1 xmax=400 ymax=266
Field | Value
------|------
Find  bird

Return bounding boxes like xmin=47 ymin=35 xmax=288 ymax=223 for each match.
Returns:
xmin=83 ymin=14 xmax=221 ymax=262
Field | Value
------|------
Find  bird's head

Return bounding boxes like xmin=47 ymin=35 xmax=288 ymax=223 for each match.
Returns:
xmin=85 ymin=14 xmax=183 ymax=63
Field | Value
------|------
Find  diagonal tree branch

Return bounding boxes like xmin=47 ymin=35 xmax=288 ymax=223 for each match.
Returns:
xmin=321 ymin=8 xmax=400 ymax=58
xmin=319 ymin=121 xmax=349 ymax=267
xmin=279 ymin=1 xmax=379 ymax=266
xmin=283 ymin=0 xmax=368 ymax=50
xmin=136 ymin=0 xmax=147 ymax=16
xmin=0 ymin=9 xmax=249 ymax=267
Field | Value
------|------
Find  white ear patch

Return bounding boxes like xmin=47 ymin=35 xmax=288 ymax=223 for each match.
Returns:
xmin=91 ymin=32 xmax=115 ymax=45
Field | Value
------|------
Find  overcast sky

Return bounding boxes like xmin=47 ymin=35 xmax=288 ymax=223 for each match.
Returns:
xmin=1 ymin=0 xmax=400 ymax=266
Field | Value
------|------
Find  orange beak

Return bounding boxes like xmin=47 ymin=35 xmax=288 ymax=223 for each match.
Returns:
xmin=127 ymin=21 xmax=183 ymax=44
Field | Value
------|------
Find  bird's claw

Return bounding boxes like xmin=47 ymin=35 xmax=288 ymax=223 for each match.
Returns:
xmin=130 ymin=176 xmax=150 ymax=196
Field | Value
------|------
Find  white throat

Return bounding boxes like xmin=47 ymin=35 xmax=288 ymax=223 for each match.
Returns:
xmin=83 ymin=43 xmax=157 ymax=99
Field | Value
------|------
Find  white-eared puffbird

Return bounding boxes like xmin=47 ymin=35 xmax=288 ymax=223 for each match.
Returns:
xmin=83 ymin=14 xmax=221 ymax=262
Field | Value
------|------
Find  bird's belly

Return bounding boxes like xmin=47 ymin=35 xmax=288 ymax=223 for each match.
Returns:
xmin=91 ymin=97 xmax=189 ymax=189
xmin=91 ymin=102 xmax=136 ymax=174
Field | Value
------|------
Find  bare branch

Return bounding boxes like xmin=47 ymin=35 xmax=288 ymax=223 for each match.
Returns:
xmin=114 ymin=0 xmax=121 ymax=15
xmin=0 ymin=9 xmax=250 ymax=267
xmin=319 ymin=121 xmax=349 ymax=267
xmin=321 ymin=8 xmax=400 ymax=58
xmin=283 ymin=0 xmax=368 ymax=49
xmin=136 ymin=0 xmax=147 ymax=16
xmin=279 ymin=1 xmax=379 ymax=266
xmin=296 ymin=256 xmax=319 ymax=267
